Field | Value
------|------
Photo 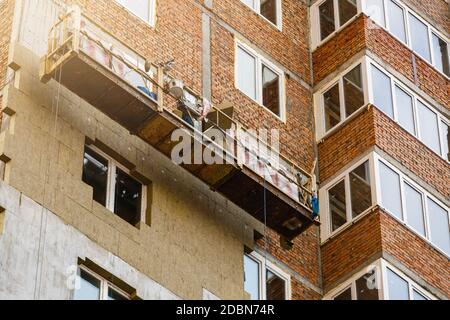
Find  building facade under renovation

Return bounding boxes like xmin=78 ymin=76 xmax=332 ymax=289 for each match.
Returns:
xmin=0 ymin=0 xmax=448 ymax=300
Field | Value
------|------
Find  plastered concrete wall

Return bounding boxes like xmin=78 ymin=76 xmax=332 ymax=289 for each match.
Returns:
xmin=0 ymin=181 xmax=180 ymax=300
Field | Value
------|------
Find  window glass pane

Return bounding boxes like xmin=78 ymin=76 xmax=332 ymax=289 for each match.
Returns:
xmin=387 ymin=268 xmax=409 ymax=300
xmin=395 ymin=86 xmax=416 ymax=135
xmin=329 ymin=180 xmax=347 ymax=232
xmin=432 ymin=34 xmax=450 ymax=77
xmin=114 ymin=168 xmax=142 ymax=226
xmin=371 ymin=66 xmax=394 ymax=118
xmin=319 ymin=0 xmax=335 ymax=40
xmin=260 ymin=0 xmax=278 ymax=25
xmin=74 ymin=269 xmax=101 ymax=300
xmin=242 ymin=0 xmax=256 ymax=9
xmin=379 ymin=162 xmax=402 ymax=219
xmin=365 ymin=0 xmax=385 ymax=27
xmin=427 ymin=198 xmax=450 ymax=256
xmin=441 ymin=121 xmax=449 ymax=161
xmin=417 ymin=101 xmax=441 ymax=154
xmin=120 ymin=0 xmax=150 ymax=22
xmin=412 ymin=289 xmax=428 ymax=300
xmin=344 ymin=64 xmax=364 ymax=117
xmin=108 ymin=287 xmax=128 ymax=300
xmin=323 ymin=83 xmax=341 ymax=131
xmin=266 ymin=269 xmax=286 ymax=300
xmin=338 ymin=0 xmax=358 ymax=26
xmin=387 ymin=0 xmax=406 ymax=43
xmin=334 ymin=287 xmax=352 ymax=300
xmin=409 ymin=14 xmax=431 ymax=62
xmin=355 ymin=270 xmax=379 ymax=300
xmin=338 ymin=0 xmax=357 ymax=26
xmin=244 ymin=255 xmax=260 ymax=300
xmin=404 ymin=183 xmax=425 ymax=236
xmin=82 ymin=147 xmax=108 ymax=207
xmin=262 ymin=64 xmax=280 ymax=116
xmin=350 ymin=161 xmax=371 ymax=218
xmin=237 ymin=47 xmax=257 ymax=100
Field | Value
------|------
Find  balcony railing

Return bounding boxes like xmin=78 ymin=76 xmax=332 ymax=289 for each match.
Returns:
xmin=39 ymin=6 xmax=317 ymax=239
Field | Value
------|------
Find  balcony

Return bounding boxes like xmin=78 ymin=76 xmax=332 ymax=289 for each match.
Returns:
xmin=39 ymin=6 xmax=317 ymax=240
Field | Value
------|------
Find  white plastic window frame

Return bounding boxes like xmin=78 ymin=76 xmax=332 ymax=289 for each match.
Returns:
xmin=380 ymin=260 xmax=436 ymax=300
xmin=311 ymin=0 xmax=363 ymax=50
xmin=362 ymin=0 xmax=450 ymax=79
xmin=324 ymin=260 xmax=383 ymax=300
xmin=367 ymin=58 xmax=450 ymax=162
xmin=235 ymin=40 xmax=286 ymax=122
xmin=314 ymin=56 xmax=370 ymax=140
xmin=244 ymin=251 xmax=291 ymax=300
xmin=374 ymin=154 xmax=450 ymax=259
xmin=75 ymin=265 xmax=130 ymax=300
xmin=240 ymin=0 xmax=283 ymax=30
xmin=324 ymin=259 xmax=436 ymax=300
xmin=315 ymin=56 xmax=450 ymax=162
xmin=319 ymin=153 xmax=377 ymax=241
xmin=114 ymin=0 xmax=157 ymax=27
xmin=85 ymin=145 xmax=147 ymax=225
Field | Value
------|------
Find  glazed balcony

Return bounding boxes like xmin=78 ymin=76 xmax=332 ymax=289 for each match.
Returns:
xmin=39 ymin=6 xmax=317 ymax=239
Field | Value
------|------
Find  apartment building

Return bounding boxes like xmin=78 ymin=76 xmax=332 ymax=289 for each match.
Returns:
xmin=0 ymin=0 xmax=448 ymax=301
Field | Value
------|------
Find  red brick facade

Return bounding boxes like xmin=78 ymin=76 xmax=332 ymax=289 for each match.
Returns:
xmin=321 ymin=208 xmax=450 ymax=297
xmin=0 ymin=0 xmax=14 ymax=90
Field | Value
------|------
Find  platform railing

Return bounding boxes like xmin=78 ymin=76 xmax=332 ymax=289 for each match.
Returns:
xmin=41 ymin=6 xmax=314 ymax=211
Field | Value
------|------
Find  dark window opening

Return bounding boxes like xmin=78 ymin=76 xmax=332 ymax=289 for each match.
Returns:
xmin=82 ymin=147 xmax=108 ymax=206
xmin=324 ymin=83 xmax=341 ymax=131
xmin=262 ymin=64 xmax=280 ymax=116
xmin=355 ymin=270 xmax=379 ymax=300
xmin=114 ymin=168 xmax=142 ymax=226
xmin=260 ymin=0 xmax=278 ymax=25
xmin=334 ymin=287 xmax=352 ymax=300
xmin=319 ymin=0 xmax=335 ymax=40
xmin=343 ymin=65 xmax=364 ymax=117
xmin=329 ymin=180 xmax=347 ymax=231
xmin=266 ymin=269 xmax=286 ymax=300
xmin=339 ymin=0 xmax=357 ymax=26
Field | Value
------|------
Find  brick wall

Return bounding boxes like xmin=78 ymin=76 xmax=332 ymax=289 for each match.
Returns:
xmin=321 ymin=208 xmax=450 ymax=297
xmin=321 ymin=210 xmax=383 ymax=291
xmin=0 ymin=0 xmax=14 ymax=90
xmin=313 ymin=15 xmax=450 ymax=110
xmin=319 ymin=106 xmax=450 ymax=198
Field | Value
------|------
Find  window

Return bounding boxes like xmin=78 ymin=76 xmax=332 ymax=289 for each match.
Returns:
xmin=329 ymin=180 xmax=347 ymax=232
xmin=371 ymin=65 xmax=393 ymax=118
xmin=343 ymin=64 xmax=364 ymax=117
xmin=365 ymin=0 xmax=385 ymax=27
xmin=431 ymin=34 xmax=450 ymax=77
xmin=74 ymin=267 xmax=129 ymax=300
xmin=323 ymin=83 xmax=341 ymax=131
xmin=377 ymin=158 xmax=450 ymax=256
xmin=417 ymin=101 xmax=441 ymax=154
xmin=331 ymin=268 xmax=380 ymax=300
xmin=441 ymin=121 xmax=449 ymax=161
xmin=320 ymin=63 xmax=365 ymax=133
xmin=325 ymin=159 xmax=373 ymax=234
xmin=386 ymin=268 xmax=409 ymax=300
xmin=386 ymin=0 xmax=406 ymax=43
xmin=408 ymin=14 xmax=431 ymax=63
xmin=115 ymin=0 xmax=156 ymax=25
xmin=82 ymin=146 xmax=145 ymax=226
xmin=386 ymin=267 xmax=431 ymax=300
xmin=379 ymin=161 xmax=402 ymax=219
xmin=240 ymin=0 xmax=282 ymax=28
xmin=369 ymin=61 xmax=448 ymax=161
xmin=404 ymin=183 xmax=425 ymax=236
xmin=319 ymin=0 xmax=335 ymax=40
xmin=394 ymin=86 xmax=415 ymax=135
xmin=326 ymin=259 xmax=435 ymax=300
xmin=317 ymin=0 xmax=358 ymax=42
xmin=244 ymin=253 xmax=290 ymax=300
xmin=427 ymin=199 xmax=450 ymax=256
xmin=236 ymin=43 xmax=284 ymax=119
